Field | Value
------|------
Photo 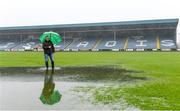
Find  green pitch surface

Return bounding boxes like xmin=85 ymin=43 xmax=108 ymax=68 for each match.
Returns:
xmin=0 ymin=51 xmax=180 ymax=110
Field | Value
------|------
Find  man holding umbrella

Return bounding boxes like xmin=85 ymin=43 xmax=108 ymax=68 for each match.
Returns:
xmin=40 ymin=31 xmax=62 ymax=69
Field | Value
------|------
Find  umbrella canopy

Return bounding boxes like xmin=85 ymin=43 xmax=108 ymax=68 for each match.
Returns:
xmin=39 ymin=90 xmax=62 ymax=105
xmin=39 ymin=31 xmax=62 ymax=45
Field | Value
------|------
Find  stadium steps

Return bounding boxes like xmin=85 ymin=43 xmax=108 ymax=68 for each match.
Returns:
xmin=10 ymin=43 xmax=21 ymax=50
xmin=123 ymin=37 xmax=129 ymax=49
xmin=65 ymin=37 xmax=83 ymax=49
xmin=64 ymin=39 xmax=74 ymax=49
xmin=156 ymin=36 xmax=160 ymax=49
xmin=92 ymin=37 xmax=102 ymax=49
xmin=65 ymin=39 xmax=75 ymax=49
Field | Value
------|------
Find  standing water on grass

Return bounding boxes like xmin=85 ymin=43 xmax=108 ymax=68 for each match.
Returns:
xmin=0 ymin=66 xmax=143 ymax=110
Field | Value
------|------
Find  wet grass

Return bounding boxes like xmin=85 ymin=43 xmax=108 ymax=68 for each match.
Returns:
xmin=0 ymin=51 xmax=180 ymax=110
xmin=122 ymin=82 xmax=180 ymax=110
xmin=90 ymin=81 xmax=180 ymax=110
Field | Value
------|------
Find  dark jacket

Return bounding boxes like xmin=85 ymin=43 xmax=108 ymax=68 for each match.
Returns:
xmin=43 ymin=40 xmax=55 ymax=54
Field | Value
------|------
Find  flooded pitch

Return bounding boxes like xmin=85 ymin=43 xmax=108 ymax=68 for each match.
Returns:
xmin=0 ymin=66 xmax=145 ymax=110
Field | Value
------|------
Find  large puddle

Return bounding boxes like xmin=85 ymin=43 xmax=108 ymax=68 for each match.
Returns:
xmin=0 ymin=66 xmax=144 ymax=110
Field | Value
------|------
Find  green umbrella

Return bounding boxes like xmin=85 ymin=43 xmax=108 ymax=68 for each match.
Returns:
xmin=39 ymin=90 xmax=62 ymax=105
xmin=39 ymin=31 xmax=62 ymax=45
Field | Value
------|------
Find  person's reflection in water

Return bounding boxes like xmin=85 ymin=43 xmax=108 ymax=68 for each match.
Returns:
xmin=43 ymin=69 xmax=55 ymax=101
xmin=40 ymin=69 xmax=61 ymax=105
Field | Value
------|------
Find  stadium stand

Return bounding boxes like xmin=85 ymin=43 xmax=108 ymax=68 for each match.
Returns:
xmin=94 ymin=36 xmax=126 ymax=50
xmin=12 ymin=38 xmax=40 ymax=51
xmin=55 ymin=38 xmax=73 ymax=50
xmin=0 ymin=35 xmax=20 ymax=51
xmin=127 ymin=35 xmax=157 ymax=49
xmin=66 ymin=36 xmax=97 ymax=50
xmin=0 ymin=19 xmax=179 ymax=51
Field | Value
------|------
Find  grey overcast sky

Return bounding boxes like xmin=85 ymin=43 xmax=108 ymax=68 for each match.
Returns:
xmin=0 ymin=0 xmax=180 ymax=28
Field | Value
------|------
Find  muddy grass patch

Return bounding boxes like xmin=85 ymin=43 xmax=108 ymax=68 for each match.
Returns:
xmin=0 ymin=66 xmax=146 ymax=82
